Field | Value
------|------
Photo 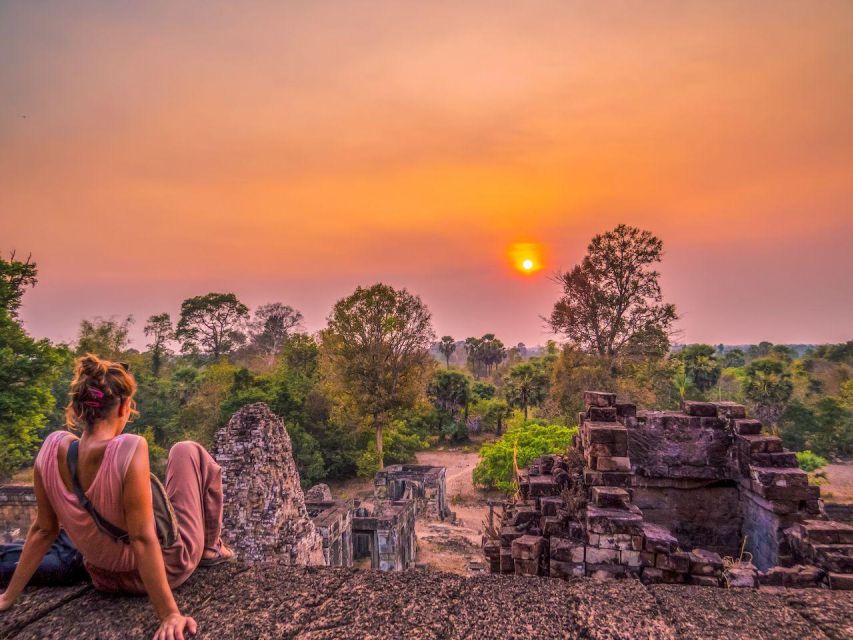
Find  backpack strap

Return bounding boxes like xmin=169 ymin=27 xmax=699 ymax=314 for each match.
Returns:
xmin=66 ymin=440 xmax=130 ymax=544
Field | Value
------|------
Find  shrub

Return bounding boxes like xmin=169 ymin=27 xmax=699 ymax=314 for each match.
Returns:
xmin=472 ymin=419 xmax=577 ymax=493
xmin=796 ymin=450 xmax=828 ymax=473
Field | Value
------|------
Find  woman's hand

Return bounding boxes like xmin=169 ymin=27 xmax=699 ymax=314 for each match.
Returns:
xmin=0 ymin=591 xmax=16 ymax=612
xmin=153 ymin=612 xmax=197 ymax=640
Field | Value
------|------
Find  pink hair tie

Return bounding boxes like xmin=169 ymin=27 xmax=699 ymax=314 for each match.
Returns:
xmin=83 ymin=386 xmax=104 ymax=408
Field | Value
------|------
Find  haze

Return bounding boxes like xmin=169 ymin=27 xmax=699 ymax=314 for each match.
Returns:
xmin=1 ymin=1 xmax=852 ymax=347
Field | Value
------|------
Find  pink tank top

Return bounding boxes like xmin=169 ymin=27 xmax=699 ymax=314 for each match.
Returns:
xmin=35 ymin=431 xmax=142 ymax=582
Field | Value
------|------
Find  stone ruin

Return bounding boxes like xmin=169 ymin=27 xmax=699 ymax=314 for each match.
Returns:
xmin=352 ymin=500 xmax=418 ymax=571
xmin=212 ymin=402 xmax=325 ymax=565
xmin=374 ymin=464 xmax=452 ymax=520
xmin=483 ymin=391 xmax=853 ymax=590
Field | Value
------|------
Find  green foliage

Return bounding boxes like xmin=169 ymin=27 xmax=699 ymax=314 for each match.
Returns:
xmin=471 ymin=381 xmax=496 ymax=401
xmin=175 ymin=292 xmax=249 ymax=358
xmin=321 ymin=283 xmax=435 ymax=468
xmin=0 ymin=254 xmax=66 ymax=480
xmin=427 ymin=369 xmax=470 ymax=418
xmin=473 ymin=419 xmax=577 ymax=493
xmin=743 ymin=358 xmax=794 ymax=425
xmin=470 ymin=398 xmax=510 ymax=434
xmin=144 ymin=313 xmax=174 ymax=377
xmin=438 ymin=336 xmax=456 ymax=368
xmin=548 ymin=224 xmax=677 ymax=357
xmin=780 ymin=397 xmax=852 ymax=457
xmin=77 ymin=316 xmax=134 ymax=360
xmin=503 ymin=358 xmax=551 ymax=419
xmin=356 ymin=419 xmax=430 ymax=477
xmin=676 ymin=344 xmax=722 ymax=394
xmin=795 ymin=450 xmax=828 ymax=473
xmin=464 ymin=334 xmax=506 ymax=378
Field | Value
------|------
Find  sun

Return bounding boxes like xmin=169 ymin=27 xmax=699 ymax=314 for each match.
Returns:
xmin=508 ymin=242 xmax=544 ymax=275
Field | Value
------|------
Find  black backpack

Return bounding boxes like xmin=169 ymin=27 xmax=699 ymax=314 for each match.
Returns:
xmin=67 ymin=439 xmax=178 ymax=548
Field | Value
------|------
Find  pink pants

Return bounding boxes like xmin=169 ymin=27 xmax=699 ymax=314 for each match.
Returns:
xmin=89 ymin=441 xmax=224 ymax=593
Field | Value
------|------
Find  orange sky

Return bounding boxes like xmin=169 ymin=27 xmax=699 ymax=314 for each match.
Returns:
xmin=1 ymin=1 xmax=852 ymax=347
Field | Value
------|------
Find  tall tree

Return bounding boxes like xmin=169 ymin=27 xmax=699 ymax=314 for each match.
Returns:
xmin=428 ymin=369 xmax=471 ymax=421
xmin=465 ymin=334 xmax=506 ymax=378
xmin=249 ymin=302 xmax=303 ymax=365
xmin=321 ymin=283 xmax=434 ymax=469
xmin=144 ymin=313 xmax=174 ymax=377
xmin=548 ymin=224 xmax=677 ymax=357
xmin=0 ymin=253 xmax=63 ymax=480
xmin=743 ymin=358 xmax=794 ymax=426
xmin=438 ymin=336 xmax=456 ymax=368
xmin=77 ymin=316 xmax=133 ymax=360
xmin=175 ymin=293 xmax=248 ymax=358
xmin=504 ymin=359 xmax=551 ymax=419
xmin=678 ymin=344 xmax=722 ymax=394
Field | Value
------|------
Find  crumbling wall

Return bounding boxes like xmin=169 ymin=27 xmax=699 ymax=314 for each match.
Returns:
xmin=483 ymin=390 xmax=853 ymax=590
xmin=374 ymin=465 xmax=451 ymax=520
xmin=213 ymin=403 xmax=324 ymax=565
xmin=0 ymin=486 xmax=36 ymax=542
xmin=352 ymin=500 xmax=417 ymax=571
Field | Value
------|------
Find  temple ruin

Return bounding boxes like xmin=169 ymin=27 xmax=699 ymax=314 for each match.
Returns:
xmin=212 ymin=403 xmax=325 ymax=565
xmin=483 ymin=391 xmax=853 ymax=590
xmin=374 ymin=464 xmax=452 ymax=520
xmin=352 ymin=500 xmax=418 ymax=571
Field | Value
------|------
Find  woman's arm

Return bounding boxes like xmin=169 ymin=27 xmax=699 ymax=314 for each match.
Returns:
xmin=123 ymin=438 xmax=196 ymax=640
xmin=0 ymin=468 xmax=60 ymax=610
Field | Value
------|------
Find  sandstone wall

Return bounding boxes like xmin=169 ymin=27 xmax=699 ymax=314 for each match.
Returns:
xmin=0 ymin=486 xmax=36 ymax=542
xmin=212 ymin=403 xmax=324 ymax=565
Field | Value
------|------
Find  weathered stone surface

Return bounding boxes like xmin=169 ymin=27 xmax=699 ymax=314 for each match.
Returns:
xmin=681 ymin=401 xmax=718 ymax=417
xmin=584 ymin=391 xmax=617 ymax=407
xmin=304 ymin=483 xmax=333 ymax=502
xmin=711 ymin=402 xmax=747 ymax=420
xmin=212 ymin=403 xmax=324 ymax=565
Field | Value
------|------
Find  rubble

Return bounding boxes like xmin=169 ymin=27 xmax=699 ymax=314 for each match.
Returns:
xmin=484 ymin=390 xmax=853 ymax=591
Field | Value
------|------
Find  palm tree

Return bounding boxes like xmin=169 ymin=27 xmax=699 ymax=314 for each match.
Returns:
xmin=438 ymin=336 xmax=456 ymax=368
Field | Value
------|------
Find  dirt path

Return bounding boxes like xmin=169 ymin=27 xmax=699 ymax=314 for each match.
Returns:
xmin=414 ymin=447 xmax=502 ymax=575
xmin=822 ymin=463 xmax=853 ymax=503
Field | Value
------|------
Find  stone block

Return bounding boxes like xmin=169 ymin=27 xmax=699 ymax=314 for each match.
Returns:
xmin=724 ymin=563 xmax=758 ymax=588
xmin=620 ymin=550 xmax=642 ymax=567
xmin=712 ymin=402 xmax=747 ymax=420
xmin=827 ymin=572 xmax=853 ymax=590
xmin=586 ymin=506 xmax=644 ymax=535
xmin=586 ymin=424 xmax=629 ymax=446
xmin=688 ymin=549 xmax=723 ymax=576
xmin=733 ymin=419 xmax=763 ymax=435
xmin=591 ymin=486 xmax=630 ymax=509
xmin=615 ymin=403 xmax=637 ymax=418
xmin=750 ymin=452 xmax=798 ymax=468
xmin=539 ymin=496 xmax=563 ymax=517
xmin=583 ymin=470 xmax=633 ymax=488
xmin=642 ymin=523 xmax=678 ymax=553
xmin=596 ymin=533 xmax=635 ymax=550
xmin=588 ymin=406 xmax=618 ymax=422
xmin=760 ymin=565 xmax=823 ymax=587
xmin=584 ymin=391 xmax=616 ymax=407
xmin=682 ymin=401 xmax=717 ymax=417
xmin=656 ymin=551 xmax=691 ymax=573
xmin=513 ymin=558 xmax=540 ymax=576
xmin=500 ymin=526 xmax=524 ymax=546
xmin=511 ymin=534 xmax=545 ymax=561
xmin=595 ymin=456 xmax=631 ymax=472
xmin=812 ymin=545 xmax=853 ymax=573
xmin=589 ymin=441 xmax=628 ymax=458
xmin=640 ymin=567 xmax=664 ymax=583
xmin=738 ymin=435 xmax=783 ymax=454
xmin=795 ymin=520 xmax=853 ymax=545
xmin=585 ymin=546 xmax=619 ymax=564
xmin=499 ymin=547 xmax=514 ymax=573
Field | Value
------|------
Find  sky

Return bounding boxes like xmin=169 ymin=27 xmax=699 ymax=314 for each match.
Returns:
xmin=1 ymin=1 xmax=852 ymax=348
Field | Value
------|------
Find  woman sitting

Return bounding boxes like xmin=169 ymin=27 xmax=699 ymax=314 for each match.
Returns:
xmin=0 ymin=354 xmax=233 ymax=640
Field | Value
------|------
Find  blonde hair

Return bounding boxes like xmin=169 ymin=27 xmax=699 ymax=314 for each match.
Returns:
xmin=65 ymin=353 xmax=139 ymax=431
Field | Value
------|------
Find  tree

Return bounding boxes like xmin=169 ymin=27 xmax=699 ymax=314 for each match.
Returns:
xmin=144 ymin=313 xmax=174 ymax=377
xmin=743 ymin=358 xmax=793 ymax=426
xmin=175 ymin=293 xmax=248 ymax=358
xmin=465 ymin=334 xmax=506 ymax=378
xmin=427 ymin=370 xmax=470 ymax=421
xmin=0 ymin=253 xmax=64 ymax=481
xmin=548 ymin=224 xmax=677 ymax=357
xmin=438 ymin=336 xmax=456 ymax=368
xmin=678 ymin=344 xmax=722 ymax=394
xmin=504 ymin=359 xmax=551 ymax=419
xmin=249 ymin=302 xmax=303 ymax=365
xmin=320 ymin=283 xmax=435 ymax=469
xmin=77 ymin=316 xmax=133 ymax=360
xmin=722 ymin=349 xmax=746 ymax=368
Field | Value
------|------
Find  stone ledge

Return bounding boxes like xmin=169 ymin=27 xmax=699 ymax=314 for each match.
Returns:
xmin=4 ymin=563 xmax=852 ymax=639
